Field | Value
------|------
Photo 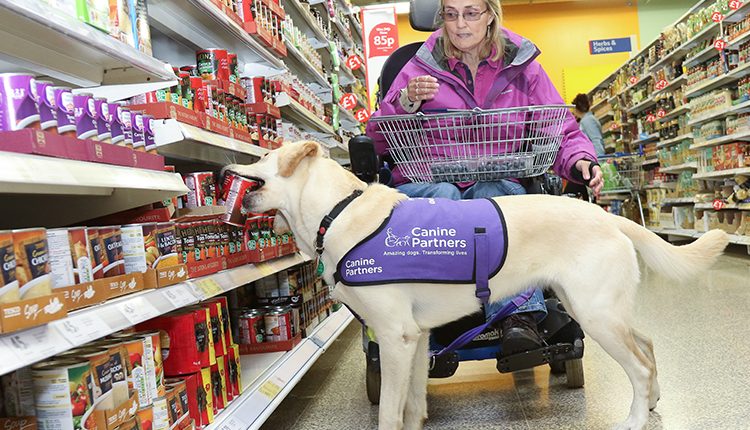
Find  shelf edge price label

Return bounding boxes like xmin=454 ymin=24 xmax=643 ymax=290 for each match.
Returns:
xmin=657 ymin=109 xmax=667 ymax=118
xmin=610 ymin=123 xmax=618 ymax=131
xmin=339 ymin=93 xmax=357 ymax=111
xmin=714 ymin=39 xmax=727 ymax=51
xmin=646 ymin=114 xmax=656 ymax=123
xmin=0 ymin=325 xmax=71 ymax=364
xmin=730 ymin=0 xmax=743 ymax=11
xmin=256 ymin=262 xmax=276 ymax=278
xmin=354 ymin=109 xmax=370 ymax=122
xmin=116 ymin=297 xmax=160 ymax=325
xmin=655 ymin=79 xmax=668 ymax=91
xmin=713 ymin=199 xmax=726 ymax=211
xmin=712 ymin=11 xmax=724 ymax=22
xmin=162 ymin=284 xmax=197 ymax=308
xmin=192 ymin=278 xmax=223 ymax=298
xmin=346 ymin=55 xmax=362 ymax=71
xmin=218 ymin=416 xmax=247 ymax=430
xmin=52 ymin=313 xmax=111 ymax=345
xmin=259 ymin=377 xmax=283 ymax=400
xmin=629 ymin=76 xmax=638 ymax=85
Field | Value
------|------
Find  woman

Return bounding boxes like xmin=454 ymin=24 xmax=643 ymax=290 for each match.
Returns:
xmin=365 ymin=0 xmax=603 ymax=354
xmin=573 ymin=93 xmax=606 ymax=156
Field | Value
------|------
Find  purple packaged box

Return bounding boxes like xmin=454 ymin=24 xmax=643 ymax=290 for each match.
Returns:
xmin=35 ymin=80 xmax=56 ymax=131
xmin=73 ymin=93 xmax=98 ymax=140
xmin=52 ymin=87 xmax=76 ymax=136
xmin=131 ymin=110 xmax=144 ymax=151
xmin=119 ymin=105 xmax=133 ymax=148
xmin=0 ymin=73 xmax=40 ymax=131
xmin=94 ymin=98 xmax=111 ymax=142
xmin=143 ymin=114 xmax=156 ymax=153
xmin=109 ymin=102 xmax=124 ymax=145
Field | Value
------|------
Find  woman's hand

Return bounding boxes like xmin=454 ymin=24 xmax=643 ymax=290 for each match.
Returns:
xmin=407 ymin=76 xmax=440 ymax=102
xmin=575 ymin=159 xmax=604 ymax=196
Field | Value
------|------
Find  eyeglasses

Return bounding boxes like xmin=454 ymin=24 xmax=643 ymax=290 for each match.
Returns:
xmin=440 ymin=9 xmax=489 ymax=22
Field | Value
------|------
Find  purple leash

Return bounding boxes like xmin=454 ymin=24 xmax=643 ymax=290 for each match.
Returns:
xmin=429 ymin=228 xmax=533 ymax=359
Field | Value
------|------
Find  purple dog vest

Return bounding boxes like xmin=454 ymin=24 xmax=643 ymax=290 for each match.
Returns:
xmin=335 ymin=198 xmax=508 ymax=286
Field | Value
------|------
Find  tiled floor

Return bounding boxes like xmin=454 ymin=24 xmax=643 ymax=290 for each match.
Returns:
xmin=261 ymin=250 xmax=750 ymax=430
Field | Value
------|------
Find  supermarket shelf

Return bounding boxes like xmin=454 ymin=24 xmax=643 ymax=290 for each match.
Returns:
xmin=596 ymin=110 xmax=615 ymax=122
xmin=660 ymin=197 xmax=696 ymax=205
xmin=284 ymin=41 xmax=332 ymax=90
xmin=149 ymin=0 xmax=285 ymax=70
xmin=682 ymin=21 xmax=721 ymax=51
xmin=685 ymin=73 xmax=736 ymax=99
xmin=338 ymin=65 xmax=357 ymax=86
xmin=688 ymin=100 xmax=750 ymax=126
xmin=649 ymin=47 xmax=689 ymax=73
xmin=0 ymin=151 xmax=188 ymax=227
xmin=333 ymin=18 xmax=354 ymax=49
xmin=693 ymin=166 xmax=750 ymax=180
xmin=0 ymin=0 xmax=176 ymax=87
xmin=658 ymin=133 xmax=694 ymax=149
xmin=724 ymin=0 xmax=750 ymax=23
xmin=205 ymin=307 xmax=354 ymax=430
xmin=659 ymin=161 xmax=698 ymax=173
xmin=617 ymin=75 xmax=652 ymax=97
xmin=0 ymin=253 xmax=311 ymax=377
xmin=728 ymin=30 xmax=750 ymax=50
xmin=690 ymin=129 xmax=750 ymax=150
xmin=684 ymin=44 xmax=720 ymax=68
xmin=643 ymin=181 xmax=677 ymax=190
xmin=649 ymin=227 xmax=750 ymax=246
xmin=283 ymin=0 xmax=330 ymax=49
xmin=695 ymin=202 xmax=750 ymax=210
xmin=659 ymin=104 xmax=691 ymax=122
xmin=154 ymin=120 xmax=269 ymax=165
xmin=591 ymin=98 xmax=609 ymax=112
xmin=643 ymin=158 xmax=660 ymax=166
xmin=633 ymin=132 xmax=660 ymax=146
xmin=338 ymin=108 xmax=360 ymax=131
xmin=653 ymin=75 xmax=687 ymax=97
xmin=628 ymin=97 xmax=656 ymax=114
xmin=277 ymin=92 xmax=336 ymax=135
xmin=348 ymin=13 xmax=363 ymax=42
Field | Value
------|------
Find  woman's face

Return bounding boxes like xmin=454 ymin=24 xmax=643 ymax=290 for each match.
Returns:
xmin=443 ymin=0 xmax=494 ymax=56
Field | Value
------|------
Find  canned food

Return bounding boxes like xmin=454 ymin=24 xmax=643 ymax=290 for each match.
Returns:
xmin=31 ymin=360 xmax=93 ymax=430
xmin=88 ymin=340 xmax=130 ymax=405
xmin=183 ymin=172 xmax=216 ymax=208
xmin=47 ymin=227 xmax=93 ymax=289
xmin=227 ymin=53 xmax=238 ymax=83
xmin=190 ymin=77 xmax=206 ymax=113
xmin=136 ymin=405 xmax=153 ymax=430
xmin=94 ymin=98 xmax=111 ymax=142
xmin=112 ymin=334 xmax=152 ymax=407
xmin=12 ymin=228 xmax=51 ymax=299
xmin=143 ymin=114 xmax=156 ymax=153
xmin=155 ymin=223 xmax=179 ymax=268
xmin=264 ymin=306 xmax=292 ymax=342
xmin=85 ymin=228 xmax=107 ymax=280
xmin=131 ymin=110 xmax=145 ymax=151
xmin=220 ymin=173 xmax=259 ymax=226
xmin=196 ymin=49 xmax=228 ymax=81
xmin=52 ymin=86 xmax=76 ymax=136
xmin=0 ymin=74 xmax=39 ymax=132
xmin=0 ymin=231 xmax=19 ymax=304
xmin=165 ymin=386 xmax=181 ymax=426
xmin=179 ymin=65 xmax=199 ymax=77
xmin=35 ymin=80 xmax=56 ymax=131
xmin=151 ymin=396 xmax=170 ymax=430
xmin=136 ymin=330 xmax=166 ymax=398
xmin=78 ymin=348 xmax=114 ymax=408
xmin=178 ymin=72 xmax=193 ymax=110
xmin=1 ymin=368 xmax=35 ymax=417
xmin=118 ymin=104 xmax=133 ymax=147
xmin=108 ymin=102 xmax=124 ymax=145
xmin=73 ymin=93 xmax=98 ymax=140
xmin=98 ymin=226 xmax=125 ymax=278
xmin=239 ymin=309 xmax=265 ymax=344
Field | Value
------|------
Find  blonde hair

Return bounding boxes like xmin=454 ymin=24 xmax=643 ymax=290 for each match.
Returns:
xmin=440 ymin=0 xmax=504 ymax=62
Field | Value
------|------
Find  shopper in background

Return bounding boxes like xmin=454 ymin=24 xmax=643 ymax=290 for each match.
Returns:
xmin=572 ymin=93 xmax=606 ymax=156
xmin=366 ymin=0 xmax=603 ymax=354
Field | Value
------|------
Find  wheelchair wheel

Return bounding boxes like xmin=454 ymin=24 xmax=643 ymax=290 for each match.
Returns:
xmin=565 ymin=358 xmax=584 ymax=388
xmin=366 ymin=358 xmax=381 ymax=404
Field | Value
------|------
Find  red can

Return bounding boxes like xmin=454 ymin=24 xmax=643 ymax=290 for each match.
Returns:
xmin=264 ymin=306 xmax=292 ymax=342
xmin=220 ymin=173 xmax=259 ymax=226
xmin=227 ymin=53 xmax=238 ymax=83
xmin=183 ymin=172 xmax=216 ymax=208
xmin=239 ymin=309 xmax=265 ymax=344
xmin=196 ymin=49 xmax=229 ymax=81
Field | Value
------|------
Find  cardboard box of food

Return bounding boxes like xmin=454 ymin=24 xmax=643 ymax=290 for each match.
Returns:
xmin=128 ymin=103 xmax=203 ymax=128
xmin=0 ymin=130 xmax=70 ymax=159
xmin=0 ymin=292 xmax=67 ymax=333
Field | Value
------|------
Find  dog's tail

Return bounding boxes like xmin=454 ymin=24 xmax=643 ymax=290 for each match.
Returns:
xmin=611 ymin=215 xmax=729 ymax=282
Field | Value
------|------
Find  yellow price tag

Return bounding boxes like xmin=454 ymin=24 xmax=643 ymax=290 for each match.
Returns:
xmin=259 ymin=380 xmax=281 ymax=399
xmin=257 ymin=263 xmax=275 ymax=277
xmin=195 ymin=278 xmax=223 ymax=298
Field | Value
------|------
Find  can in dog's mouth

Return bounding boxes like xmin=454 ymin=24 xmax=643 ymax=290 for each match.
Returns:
xmin=220 ymin=173 xmax=260 ymax=227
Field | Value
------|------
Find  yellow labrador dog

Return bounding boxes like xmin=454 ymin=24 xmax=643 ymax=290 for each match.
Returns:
xmin=225 ymin=141 xmax=729 ymax=430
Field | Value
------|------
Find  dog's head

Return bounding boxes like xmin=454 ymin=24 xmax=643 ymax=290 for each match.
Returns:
xmin=223 ymin=140 xmax=322 ymax=220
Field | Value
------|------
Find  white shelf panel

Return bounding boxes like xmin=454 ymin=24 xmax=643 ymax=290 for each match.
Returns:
xmin=688 ymin=100 xmax=750 ymax=127
xmin=659 ymin=104 xmax=691 ymax=122
xmin=643 ymin=158 xmax=660 ymax=166
xmin=0 ymin=0 xmax=175 ymax=87
xmin=684 ymin=44 xmax=721 ymax=68
xmin=284 ymin=41 xmax=331 ymax=89
xmin=277 ymin=92 xmax=335 ymax=135
xmin=660 ymin=197 xmax=696 ymax=205
xmin=205 ymin=307 xmax=354 ymax=430
xmin=338 ymin=108 xmax=360 ymax=131
xmin=682 ymin=21 xmax=721 ymax=51
xmin=633 ymin=133 xmax=660 ymax=146
xmin=727 ymin=30 xmax=750 ymax=50
xmin=0 ymin=253 xmax=310 ymax=377
xmin=154 ymin=119 xmax=269 ymax=165
xmin=685 ymin=73 xmax=736 ymax=99
xmin=148 ymin=0 xmax=284 ymax=70
xmin=283 ymin=0 xmax=331 ymax=49
xmin=628 ymin=97 xmax=656 ymax=115
xmin=690 ymin=129 xmax=750 ymax=151
xmin=658 ymin=133 xmax=694 ymax=149
xmin=338 ymin=65 xmax=357 ymax=86
xmin=659 ymin=161 xmax=698 ymax=173
xmin=693 ymin=166 xmax=750 ymax=180
xmin=649 ymin=47 xmax=689 ymax=73
xmin=653 ymin=75 xmax=687 ymax=97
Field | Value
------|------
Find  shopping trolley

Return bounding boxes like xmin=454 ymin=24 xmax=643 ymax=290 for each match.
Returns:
xmin=598 ymin=154 xmax=645 ymax=226
xmin=354 ymin=105 xmax=586 ymax=404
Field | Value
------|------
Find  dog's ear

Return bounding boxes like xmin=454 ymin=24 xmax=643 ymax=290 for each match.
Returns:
xmin=272 ymin=212 xmax=292 ymax=235
xmin=278 ymin=141 xmax=320 ymax=177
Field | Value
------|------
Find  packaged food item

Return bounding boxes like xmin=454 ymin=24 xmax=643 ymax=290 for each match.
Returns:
xmin=79 ymin=348 xmax=114 ymax=408
xmin=155 ymin=223 xmax=179 ymax=268
xmin=227 ymin=344 xmax=241 ymax=398
xmin=227 ymin=53 xmax=238 ymax=83
xmin=131 ymin=110 xmax=145 ymax=151
xmin=94 ymin=98 xmax=112 ymax=142
xmin=209 ymin=359 xmax=227 ymax=411
xmin=110 ymin=334 xmax=153 ymax=407
xmin=99 ymin=226 xmax=125 ymax=277
xmin=136 ymin=309 xmax=210 ymax=376
xmin=35 ymin=80 xmax=57 ymax=132
xmin=47 ymin=228 xmax=94 ymax=289
xmin=133 ymin=0 xmax=153 ymax=55
xmin=164 ymin=379 xmax=189 ymax=425
xmin=220 ymin=173 xmax=259 ymax=226
xmin=121 ymin=223 xmax=158 ymax=274
xmin=1 ymin=368 xmax=35 ymax=417
xmin=88 ymin=340 xmax=130 ymax=405
xmin=12 ymin=228 xmax=51 ymax=299
xmin=143 ymin=114 xmax=156 ymax=153
xmin=119 ymin=105 xmax=134 ymax=148
xmin=196 ymin=49 xmax=228 ymax=81
xmin=239 ymin=309 xmax=265 ymax=344
xmin=203 ymin=302 xmax=225 ymax=357
xmin=136 ymin=405 xmax=153 ymax=430
xmin=183 ymin=172 xmax=216 ymax=208
xmin=52 ymin=87 xmax=76 ymax=136
xmin=264 ymin=306 xmax=292 ymax=342
xmin=136 ymin=330 xmax=166 ymax=399
xmin=109 ymin=103 xmax=126 ymax=145
xmin=0 ymin=74 xmax=39 ymax=132
xmin=86 ymin=228 xmax=108 ymax=280
xmin=151 ymin=396 xmax=169 ymax=430
xmin=76 ymin=0 xmax=110 ymax=32
xmin=0 ymin=231 xmax=19 ymax=304
xmin=73 ymin=93 xmax=98 ymax=140
xmin=109 ymin=0 xmax=136 ymax=47
xmin=31 ymin=359 xmax=93 ymax=430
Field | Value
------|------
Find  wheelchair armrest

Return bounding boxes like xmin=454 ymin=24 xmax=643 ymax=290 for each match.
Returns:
xmin=349 ymin=135 xmax=379 ymax=183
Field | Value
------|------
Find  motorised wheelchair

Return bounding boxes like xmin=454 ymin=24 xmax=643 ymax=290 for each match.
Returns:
xmin=347 ymin=0 xmax=586 ymax=405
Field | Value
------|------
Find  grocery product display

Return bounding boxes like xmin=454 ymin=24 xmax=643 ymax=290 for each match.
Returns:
xmin=590 ymin=0 xmax=750 ymax=245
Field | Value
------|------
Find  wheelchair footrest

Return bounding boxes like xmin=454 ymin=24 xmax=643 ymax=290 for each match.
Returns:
xmin=496 ymin=343 xmax=574 ymax=373
xmin=428 ymin=351 xmax=460 ymax=379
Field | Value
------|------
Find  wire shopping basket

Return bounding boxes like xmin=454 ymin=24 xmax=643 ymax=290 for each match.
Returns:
xmin=600 ymin=155 xmax=644 ymax=193
xmin=370 ymin=105 xmax=571 ymax=183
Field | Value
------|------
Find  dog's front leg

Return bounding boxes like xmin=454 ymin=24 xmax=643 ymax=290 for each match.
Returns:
xmin=375 ymin=322 xmax=422 ymax=430
xmin=403 ymin=331 xmax=430 ymax=430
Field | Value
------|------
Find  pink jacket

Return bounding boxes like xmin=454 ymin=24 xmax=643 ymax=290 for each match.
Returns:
xmin=365 ymin=28 xmax=597 ymax=186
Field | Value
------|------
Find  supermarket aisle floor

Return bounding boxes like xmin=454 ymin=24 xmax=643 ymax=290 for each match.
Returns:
xmin=261 ymin=251 xmax=750 ymax=430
